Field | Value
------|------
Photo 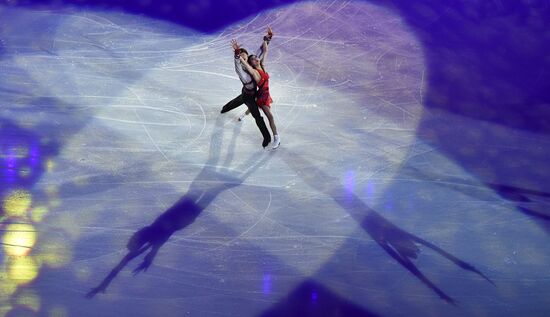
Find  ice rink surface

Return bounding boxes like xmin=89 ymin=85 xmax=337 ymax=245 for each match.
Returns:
xmin=1 ymin=1 xmax=549 ymax=316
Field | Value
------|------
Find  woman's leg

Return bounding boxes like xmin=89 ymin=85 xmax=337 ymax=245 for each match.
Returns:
xmin=260 ymin=105 xmax=280 ymax=148
xmin=243 ymin=94 xmax=271 ymax=147
xmin=260 ymin=105 xmax=277 ymax=135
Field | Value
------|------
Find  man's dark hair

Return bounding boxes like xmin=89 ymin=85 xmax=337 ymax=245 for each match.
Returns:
xmin=239 ymin=48 xmax=248 ymax=55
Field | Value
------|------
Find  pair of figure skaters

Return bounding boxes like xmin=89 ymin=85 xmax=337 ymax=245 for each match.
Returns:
xmin=221 ymin=27 xmax=280 ymax=149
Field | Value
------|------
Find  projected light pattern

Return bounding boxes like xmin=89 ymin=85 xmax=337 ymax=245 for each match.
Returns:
xmin=0 ymin=2 xmax=425 ymax=314
xmin=1 ymin=140 xmax=41 ymax=185
xmin=0 ymin=110 xmax=59 ymax=316
xmin=3 ymin=148 xmax=17 ymax=184
xmin=0 ymin=0 xmax=548 ymax=316
xmin=3 ymin=223 xmax=36 ymax=256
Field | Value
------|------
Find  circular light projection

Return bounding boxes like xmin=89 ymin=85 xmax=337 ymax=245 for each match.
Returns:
xmin=7 ymin=256 xmax=40 ymax=286
xmin=2 ymin=190 xmax=32 ymax=217
xmin=3 ymin=224 xmax=36 ymax=256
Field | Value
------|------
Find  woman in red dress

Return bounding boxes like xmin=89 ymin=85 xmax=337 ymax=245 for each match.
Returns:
xmin=239 ymin=27 xmax=280 ymax=149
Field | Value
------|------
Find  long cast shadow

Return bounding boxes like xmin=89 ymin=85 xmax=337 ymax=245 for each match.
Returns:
xmin=402 ymin=166 xmax=550 ymax=223
xmin=86 ymin=116 xmax=273 ymax=297
xmin=486 ymin=183 xmax=550 ymax=221
xmin=282 ymin=151 xmax=493 ymax=305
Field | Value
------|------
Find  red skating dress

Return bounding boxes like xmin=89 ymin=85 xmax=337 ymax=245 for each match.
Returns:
xmin=256 ymin=68 xmax=273 ymax=107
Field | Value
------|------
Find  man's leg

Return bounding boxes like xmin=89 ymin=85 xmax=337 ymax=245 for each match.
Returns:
xmin=220 ymin=94 xmax=244 ymax=113
xmin=243 ymin=93 xmax=271 ymax=147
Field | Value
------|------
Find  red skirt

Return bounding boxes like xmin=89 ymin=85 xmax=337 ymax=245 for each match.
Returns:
xmin=256 ymin=89 xmax=273 ymax=107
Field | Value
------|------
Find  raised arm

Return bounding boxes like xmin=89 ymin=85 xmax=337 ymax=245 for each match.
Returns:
xmin=234 ymin=53 xmax=253 ymax=84
xmin=231 ymin=39 xmax=254 ymax=85
xmin=260 ymin=41 xmax=269 ymax=69
xmin=260 ymin=26 xmax=272 ymax=68
xmin=86 ymin=243 xmax=151 ymax=298
xmin=132 ymin=243 xmax=161 ymax=275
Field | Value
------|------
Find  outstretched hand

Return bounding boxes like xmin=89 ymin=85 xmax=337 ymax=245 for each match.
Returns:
xmin=132 ymin=257 xmax=152 ymax=275
xmin=230 ymin=39 xmax=240 ymax=51
xmin=263 ymin=26 xmax=273 ymax=44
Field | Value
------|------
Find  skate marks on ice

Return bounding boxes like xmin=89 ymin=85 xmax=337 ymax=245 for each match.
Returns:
xmin=2 ymin=1 xmax=425 ymax=315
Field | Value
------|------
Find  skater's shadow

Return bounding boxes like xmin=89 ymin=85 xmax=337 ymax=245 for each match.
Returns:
xmin=282 ymin=151 xmax=493 ymax=305
xmin=487 ymin=183 xmax=550 ymax=221
xmin=86 ymin=116 xmax=273 ymax=297
xmin=399 ymin=169 xmax=550 ymax=254
xmin=402 ymin=166 xmax=550 ymax=223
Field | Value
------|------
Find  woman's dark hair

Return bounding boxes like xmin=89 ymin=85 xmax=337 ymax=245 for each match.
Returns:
xmin=247 ymin=54 xmax=257 ymax=65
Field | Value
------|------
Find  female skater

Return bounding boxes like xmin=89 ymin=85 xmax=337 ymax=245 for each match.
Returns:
xmin=239 ymin=27 xmax=280 ymax=149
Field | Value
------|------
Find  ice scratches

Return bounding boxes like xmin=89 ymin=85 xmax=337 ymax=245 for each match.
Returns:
xmin=198 ymin=191 xmax=273 ymax=254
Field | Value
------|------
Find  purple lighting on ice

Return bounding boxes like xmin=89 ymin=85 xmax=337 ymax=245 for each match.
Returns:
xmin=366 ymin=181 xmax=375 ymax=200
xmin=4 ymin=147 xmax=17 ymax=183
xmin=29 ymin=142 xmax=40 ymax=168
xmin=344 ymin=170 xmax=356 ymax=204
xmin=311 ymin=291 xmax=318 ymax=301
xmin=263 ymin=274 xmax=272 ymax=295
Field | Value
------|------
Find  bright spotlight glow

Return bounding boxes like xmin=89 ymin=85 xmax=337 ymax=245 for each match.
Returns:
xmin=3 ymin=223 xmax=37 ymax=256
